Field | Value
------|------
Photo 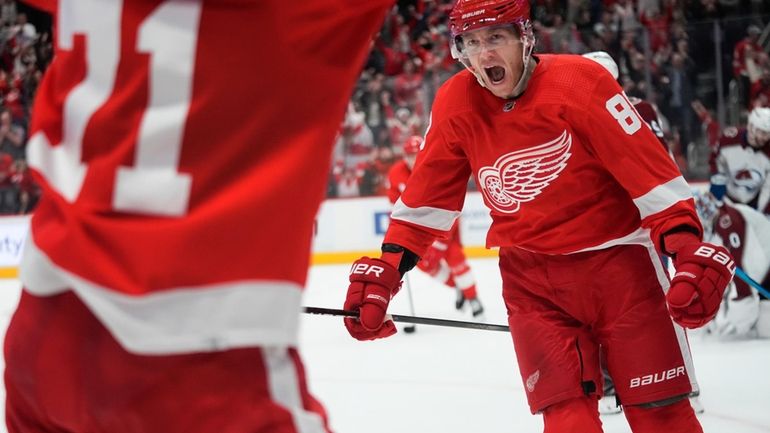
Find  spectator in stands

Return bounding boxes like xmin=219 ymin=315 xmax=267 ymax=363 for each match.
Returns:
xmin=334 ymin=165 xmax=362 ymax=199
xmin=386 ymin=104 xmax=422 ymax=155
xmin=393 ymin=57 xmax=425 ymax=116
xmin=334 ymin=102 xmax=375 ymax=170
xmin=11 ymin=12 xmax=36 ymax=45
xmin=0 ymin=107 xmax=23 ymax=160
xmin=359 ymin=146 xmax=395 ymax=197
xmin=357 ymin=71 xmax=389 ymax=143
xmin=0 ymin=152 xmax=15 ymax=213
xmin=661 ymin=53 xmax=696 ymax=154
xmin=10 ymin=158 xmax=36 ymax=214
xmin=733 ymin=25 xmax=763 ymax=109
xmin=640 ymin=7 xmax=671 ymax=53
xmin=4 ymin=87 xmax=25 ymax=123
xmin=0 ymin=0 xmax=16 ymax=28
xmin=34 ymin=30 xmax=53 ymax=70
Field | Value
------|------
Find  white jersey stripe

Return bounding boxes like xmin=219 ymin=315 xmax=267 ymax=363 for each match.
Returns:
xmin=391 ymin=198 xmax=460 ymax=231
xmin=264 ymin=347 xmax=327 ymax=433
xmin=20 ymin=239 xmax=303 ymax=354
xmin=572 ymin=227 xmax=653 ymax=253
xmin=633 ymin=176 xmax=693 ymax=220
xmin=644 ymin=244 xmax=700 ymax=394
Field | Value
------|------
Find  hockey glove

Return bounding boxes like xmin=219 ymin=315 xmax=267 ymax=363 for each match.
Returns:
xmin=666 ymin=234 xmax=735 ymax=329
xmin=417 ymin=241 xmax=446 ymax=274
xmin=343 ymin=257 xmax=402 ymax=341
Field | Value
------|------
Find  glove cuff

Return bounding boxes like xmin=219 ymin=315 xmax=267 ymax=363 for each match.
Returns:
xmin=661 ymin=229 xmax=701 ymax=256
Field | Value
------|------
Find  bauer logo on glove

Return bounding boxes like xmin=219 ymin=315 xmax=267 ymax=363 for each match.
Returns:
xmin=350 ymin=263 xmax=387 ymax=277
xmin=667 ymin=242 xmax=736 ymax=329
xmin=692 ymin=245 xmax=736 ymax=271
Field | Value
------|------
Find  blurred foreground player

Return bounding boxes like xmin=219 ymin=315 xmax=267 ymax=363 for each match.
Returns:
xmin=387 ymin=135 xmax=485 ymax=318
xmin=342 ymin=1 xmax=735 ymax=432
xmin=4 ymin=1 xmax=392 ymax=432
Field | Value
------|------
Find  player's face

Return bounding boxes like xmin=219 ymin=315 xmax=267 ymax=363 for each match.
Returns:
xmin=462 ymin=26 xmax=524 ymax=99
xmin=748 ymin=125 xmax=770 ymax=148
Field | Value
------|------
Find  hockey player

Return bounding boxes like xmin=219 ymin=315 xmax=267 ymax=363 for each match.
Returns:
xmin=695 ymin=187 xmax=770 ymax=338
xmin=387 ymin=135 xmax=485 ymax=318
xmin=713 ymin=107 xmax=770 ymax=215
xmin=342 ymin=1 xmax=735 ymax=432
xmin=3 ymin=1 xmax=393 ymax=432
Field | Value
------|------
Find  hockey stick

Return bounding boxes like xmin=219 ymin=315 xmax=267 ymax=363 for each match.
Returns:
xmin=403 ymin=273 xmax=417 ymax=333
xmin=735 ymin=267 xmax=770 ymax=299
xmin=303 ymin=307 xmax=510 ymax=332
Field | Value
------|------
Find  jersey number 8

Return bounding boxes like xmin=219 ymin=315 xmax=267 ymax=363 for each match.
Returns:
xmin=605 ymin=93 xmax=643 ymax=135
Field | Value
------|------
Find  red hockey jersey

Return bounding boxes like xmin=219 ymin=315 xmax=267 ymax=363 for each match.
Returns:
xmin=385 ymin=54 xmax=700 ymax=256
xmin=631 ymin=97 xmax=668 ymax=150
xmin=387 ymin=159 xmax=411 ymax=204
xmin=21 ymin=0 xmax=392 ymax=354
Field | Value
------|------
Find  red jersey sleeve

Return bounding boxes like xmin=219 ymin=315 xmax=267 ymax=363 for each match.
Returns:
xmin=384 ymin=85 xmax=473 ymax=256
xmin=386 ymin=160 xmax=410 ymax=204
xmin=632 ymin=99 xmax=668 ymax=151
xmin=570 ymin=69 xmax=701 ymax=252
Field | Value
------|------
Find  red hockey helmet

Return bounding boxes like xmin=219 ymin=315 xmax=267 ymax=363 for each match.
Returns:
xmin=449 ymin=0 xmax=531 ymax=38
xmin=403 ymin=135 xmax=423 ymax=155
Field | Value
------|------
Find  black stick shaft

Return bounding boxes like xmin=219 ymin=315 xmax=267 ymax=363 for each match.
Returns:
xmin=303 ymin=306 xmax=510 ymax=332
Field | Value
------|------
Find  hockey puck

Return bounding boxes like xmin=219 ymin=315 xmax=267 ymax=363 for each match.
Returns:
xmin=404 ymin=325 xmax=416 ymax=334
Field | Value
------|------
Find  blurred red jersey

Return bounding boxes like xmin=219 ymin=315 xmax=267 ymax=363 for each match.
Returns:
xmin=21 ymin=0 xmax=391 ymax=354
xmin=631 ymin=97 xmax=668 ymax=150
xmin=386 ymin=54 xmax=700 ymax=256
xmin=386 ymin=159 xmax=411 ymax=204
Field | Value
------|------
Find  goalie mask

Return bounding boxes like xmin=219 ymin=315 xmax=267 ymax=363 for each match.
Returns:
xmin=449 ymin=0 xmax=536 ymax=99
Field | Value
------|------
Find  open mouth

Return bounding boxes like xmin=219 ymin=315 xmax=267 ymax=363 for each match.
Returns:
xmin=485 ymin=66 xmax=506 ymax=84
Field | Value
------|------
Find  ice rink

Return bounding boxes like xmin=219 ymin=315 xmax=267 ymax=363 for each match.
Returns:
xmin=1 ymin=258 xmax=769 ymax=433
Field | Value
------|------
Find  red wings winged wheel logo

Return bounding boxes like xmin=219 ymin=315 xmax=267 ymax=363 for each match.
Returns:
xmin=478 ymin=130 xmax=573 ymax=214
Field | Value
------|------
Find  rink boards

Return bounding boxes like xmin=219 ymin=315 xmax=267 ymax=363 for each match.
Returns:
xmin=0 ymin=182 xmax=710 ymax=276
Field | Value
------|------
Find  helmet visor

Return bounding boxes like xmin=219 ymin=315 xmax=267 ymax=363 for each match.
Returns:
xmin=453 ymin=25 xmax=520 ymax=58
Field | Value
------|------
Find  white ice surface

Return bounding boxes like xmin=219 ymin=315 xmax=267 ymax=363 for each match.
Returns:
xmin=0 ymin=258 xmax=768 ymax=433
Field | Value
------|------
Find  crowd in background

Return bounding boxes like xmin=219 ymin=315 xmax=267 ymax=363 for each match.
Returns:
xmin=328 ymin=0 xmax=770 ymax=198
xmin=0 ymin=0 xmax=50 ymax=215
